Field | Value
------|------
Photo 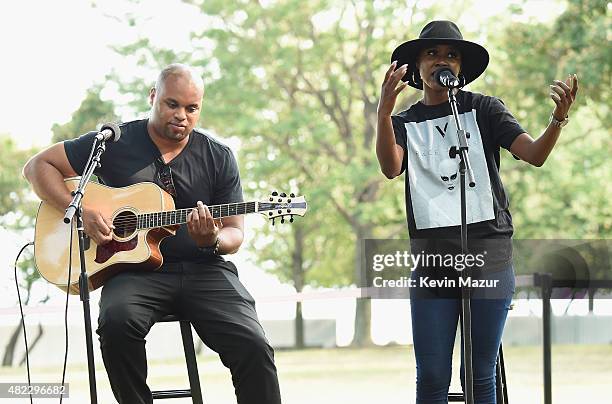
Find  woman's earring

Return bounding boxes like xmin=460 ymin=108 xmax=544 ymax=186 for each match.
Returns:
xmin=413 ymin=70 xmax=423 ymax=87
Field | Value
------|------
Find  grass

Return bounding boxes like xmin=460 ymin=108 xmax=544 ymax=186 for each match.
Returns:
xmin=1 ymin=344 xmax=611 ymax=403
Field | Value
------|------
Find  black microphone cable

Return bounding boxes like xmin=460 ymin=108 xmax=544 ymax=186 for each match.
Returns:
xmin=14 ymin=224 xmax=73 ymax=404
xmin=59 ymin=223 xmax=74 ymax=404
xmin=13 ymin=240 xmax=34 ymax=404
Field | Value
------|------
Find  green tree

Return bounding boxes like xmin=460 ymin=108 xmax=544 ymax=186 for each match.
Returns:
xmin=0 ymin=135 xmax=43 ymax=366
xmin=107 ymin=0 xmax=414 ymax=346
xmin=480 ymin=0 xmax=611 ymax=240
xmin=104 ymin=0 xmax=610 ymax=347
xmin=0 ymin=136 xmax=37 ymax=222
xmin=51 ymin=85 xmax=118 ymax=142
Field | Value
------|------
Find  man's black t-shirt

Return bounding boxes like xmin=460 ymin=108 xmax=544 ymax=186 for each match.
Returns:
xmin=392 ymin=90 xmax=525 ymax=269
xmin=64 ymin=118 xmax=243 ymax=264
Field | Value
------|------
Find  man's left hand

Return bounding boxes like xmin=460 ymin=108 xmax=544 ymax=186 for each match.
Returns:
xmin=187 ymin=201 xmax=223 ymax=247
xmin=550 ymin=73 xmax=578 ymax=121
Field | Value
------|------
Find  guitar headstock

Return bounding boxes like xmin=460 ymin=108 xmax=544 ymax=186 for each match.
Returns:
xmin=258 ymin=191 xmax=307 ymax=225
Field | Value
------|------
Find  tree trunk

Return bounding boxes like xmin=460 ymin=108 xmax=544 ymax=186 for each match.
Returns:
xmin=19 ymin=323 xmax=43 ymax=366
xmin=292 ymin=223 xmax=306 ymax=348
xmin=353 ymin=298 xmax=372 ymax=347
xmin=195 ymin=340 xmax=204 ymax=355
xmin=295 ymin=301 xmax=305 ymax=348
xmin=2 ymin=323 xmax=23 ymax=367
xmin=351 ymin=224 xmax=373 ymax=347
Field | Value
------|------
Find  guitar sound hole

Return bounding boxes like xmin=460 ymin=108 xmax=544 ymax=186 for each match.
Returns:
xmin=113 ymin=211 xmax=138 ymax=238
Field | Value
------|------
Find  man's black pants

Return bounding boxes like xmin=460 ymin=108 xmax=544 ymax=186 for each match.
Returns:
xmin=96 ymin=261 xmax=281 ymax=404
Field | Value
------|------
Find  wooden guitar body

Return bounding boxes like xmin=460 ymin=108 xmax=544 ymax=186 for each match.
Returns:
xmin=34 ymin=179 xmax=177 ymax=294
xmin=34 ymin=179 xmax=307 ymax=294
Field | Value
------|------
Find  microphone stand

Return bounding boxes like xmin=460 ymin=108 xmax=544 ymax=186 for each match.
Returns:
xmin=63 ymin=138 xmax=107 ymax=404
xmin=447 ymin=87 xmax=476 ymax=404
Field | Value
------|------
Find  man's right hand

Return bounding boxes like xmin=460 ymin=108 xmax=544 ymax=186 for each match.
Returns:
xmin=377 ymin=61 xmax=409 ymax=117
xmin=82 ymin=205 xmax=114 ymax=245
xmin=22 ymin=142 xmax=115 ymax=246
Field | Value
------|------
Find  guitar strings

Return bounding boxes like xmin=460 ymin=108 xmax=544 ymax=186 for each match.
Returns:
xmin=108 ymin=203 xmax=296 ymax=227
xmin=109 ymin=202 xmax=260 ymax=228
xmin=109 ymin=214 xmax=244 ymax=228
xmin=109 ymin=205 xmax=258 ymax=225
xmin=109 ymin=212 xmax=250 ymax=226
xmin=106 ymin=198 xmax=305 ymax=228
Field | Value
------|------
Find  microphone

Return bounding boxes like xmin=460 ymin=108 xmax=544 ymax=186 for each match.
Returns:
xmin=95 ymin=122 xmax=121 ymax=142
xmin=434 ymin=68 xmax=460 ymax=88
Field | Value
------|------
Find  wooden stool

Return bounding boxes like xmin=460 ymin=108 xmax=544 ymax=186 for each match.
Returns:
xmin=151 ymin=314 xmax=204 ymax=403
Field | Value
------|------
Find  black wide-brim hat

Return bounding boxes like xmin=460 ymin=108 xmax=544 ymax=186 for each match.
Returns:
xmin=391 ymin=20 xmax=489 ymax=90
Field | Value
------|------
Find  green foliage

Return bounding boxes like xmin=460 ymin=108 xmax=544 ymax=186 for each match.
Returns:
xmin=51 ymin=86 xmax=118 ymax=142
xmin=0 ymin=136 xmax=38 ymax=225
xmin=183 ymin=0 xmax=438 ymax=289
xmin=105 ymin=0 xmax=610 ymax=295
xmin=109 ymin=38 xmax=187 ymax=114
xmin=109 ymin=1 xmax=436 ymax=291
xmin=0 ymin=135 xmax=40 ymax=303
xmin=483 ymin=0 xmax=611 ymax=238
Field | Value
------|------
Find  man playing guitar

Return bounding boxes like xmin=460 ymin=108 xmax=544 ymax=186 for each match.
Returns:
xmin=23 ymin=64 xmax=282 ymax=404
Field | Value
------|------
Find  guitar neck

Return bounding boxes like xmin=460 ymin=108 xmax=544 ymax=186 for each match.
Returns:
xmin=137 ymin=201 xmax=257 ymax=229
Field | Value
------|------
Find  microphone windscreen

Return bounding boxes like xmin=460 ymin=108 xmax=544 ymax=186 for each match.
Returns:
xmin=434 ymin=68 xmax=458 ymax=88
xmin=100 ymin=122 xmax=122 ymax=142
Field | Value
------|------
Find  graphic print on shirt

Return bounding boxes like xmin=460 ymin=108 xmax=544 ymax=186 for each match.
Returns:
xmin=404 ymin=110 xmax=494 ymax=229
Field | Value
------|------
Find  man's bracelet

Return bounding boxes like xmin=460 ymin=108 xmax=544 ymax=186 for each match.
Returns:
xmin=198 ymin=236 xmax=221 ymax=256
xmin=212 ymin=236 xmax=221 ymax=255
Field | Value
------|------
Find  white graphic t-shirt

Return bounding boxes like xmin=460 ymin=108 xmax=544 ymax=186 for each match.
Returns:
xmin=392 ymin=90 xmax=525 ymax=269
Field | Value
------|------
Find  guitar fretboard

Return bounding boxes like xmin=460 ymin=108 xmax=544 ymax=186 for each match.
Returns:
xmin=137 ymin=201 xmax=257 ymax=229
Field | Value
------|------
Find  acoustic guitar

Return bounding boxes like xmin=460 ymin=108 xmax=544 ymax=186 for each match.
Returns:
xmin=34 ymin=178 xmax=307 ymax=294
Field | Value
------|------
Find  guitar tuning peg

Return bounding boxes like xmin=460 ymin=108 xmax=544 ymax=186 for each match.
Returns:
xmin=290 ymin=193 xmax=295 ymax=197
xmin=280 ymin=192 xmax=287 ymax=197
xmin=271 ymin=190 xmax=278 ymax=196
xmin=281 ymin=216 xmax=285 ymax=224
xmin=290 ymin=215 xmax=294 ymax=223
